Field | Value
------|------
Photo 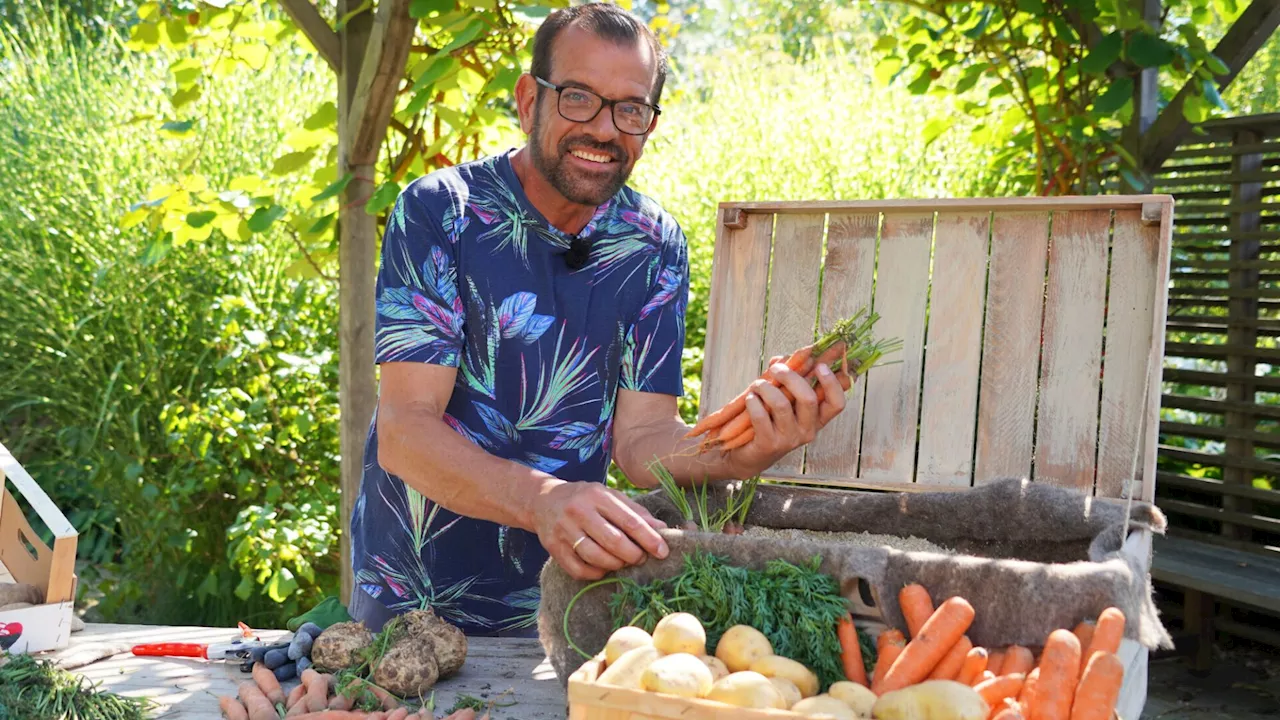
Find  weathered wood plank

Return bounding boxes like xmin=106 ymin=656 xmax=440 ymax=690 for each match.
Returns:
xmin=1096 ymin=209 xmax=1161 ymax=499
xmin=760 ymin=213 xmax=825 ymax=474
xmin=58 ymin=624 xmax=565 ymax=720
xmin=1151 ymin=534 xmax=1280 ymax=613
xmin=1033 ymin=209 xmax=1111 ymax=491
xmin=916 ymin=212 xmax=989 ymax=486
xmin=973 ymin=212 xmax=1049 ymax=483
xmin=721 ymin=196 xmax=1172 ymax=214
xmin=805 ymin=212 xmax=878 ymax=478
xmin=858 ymin=213 xmax=933 ymax=485
xmin=698 ymin=209 xmax=774 ymax=421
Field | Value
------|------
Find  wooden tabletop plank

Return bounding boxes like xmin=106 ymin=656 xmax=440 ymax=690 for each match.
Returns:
xmin=43 ymin=623 xmax=567 ymax=720
xmin=1151 ymin=535 xmax=1280 ymax=613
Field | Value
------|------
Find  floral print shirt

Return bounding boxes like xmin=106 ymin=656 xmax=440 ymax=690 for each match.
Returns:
xmin=349 ymin=149 xmax=690 ymax=635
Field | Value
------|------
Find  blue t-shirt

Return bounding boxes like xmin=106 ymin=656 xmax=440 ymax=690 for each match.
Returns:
xmin=349 ymin=149 xmax=689 ymax=635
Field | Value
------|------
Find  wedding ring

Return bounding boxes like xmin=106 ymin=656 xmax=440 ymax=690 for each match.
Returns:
xmin=572 ymin=535 xmax=588 ymax=553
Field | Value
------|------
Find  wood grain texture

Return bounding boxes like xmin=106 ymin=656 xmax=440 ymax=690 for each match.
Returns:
xmin=1141 ymin=201 xmax=1174 ymax=503
xmin=858 ymin=212 xmax=933 ymax=484
xmin=698 ymin=209 xmax=774 ymax=421
xmin=721 ymin=196 xmax=1173 ymax=215
xmin=1096 ymin=209 xmax=1160 ymax=499
xmin=916 ymin=212 xmax=990 ymax=486
xmin=1033 ymin=209 xmax=1112 ymax=491
xmin=973 ymin=212 xmax=1050 ymax=483
xmin=805 ymin=213 xmax=879 ymax=477
xmin=760 ymin=213 xmax=826 ymax=474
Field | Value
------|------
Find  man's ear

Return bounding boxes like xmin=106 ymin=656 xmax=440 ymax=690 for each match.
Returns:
xmin=514 ymin=73 xmax=537 ymax=135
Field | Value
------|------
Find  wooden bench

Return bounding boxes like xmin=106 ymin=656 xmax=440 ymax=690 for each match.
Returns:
xmin=1151 ymin=533 xmax=1280 ymax=671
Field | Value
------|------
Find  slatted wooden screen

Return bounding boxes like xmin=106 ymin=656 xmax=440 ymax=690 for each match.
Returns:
xmin=699 ymin=197 xmax=1174 ymax=503
xmin=1143 ymin=114 xmax=1280 ymax=556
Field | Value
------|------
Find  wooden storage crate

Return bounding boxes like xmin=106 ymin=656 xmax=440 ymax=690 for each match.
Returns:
xmin=0 ymin=438 xmax=79 ymax=655
xmin=566 ymin=196 xmax=1174 ymax=720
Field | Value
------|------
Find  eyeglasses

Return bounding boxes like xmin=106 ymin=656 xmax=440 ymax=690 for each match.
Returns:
xmin=535 ymin=76 xmax=661 ymax=136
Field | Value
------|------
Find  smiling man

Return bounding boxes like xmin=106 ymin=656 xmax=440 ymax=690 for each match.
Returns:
xmin=348 ymin=2 xmax=852 ymax=637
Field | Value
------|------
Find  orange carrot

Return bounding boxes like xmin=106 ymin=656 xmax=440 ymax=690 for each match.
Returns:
xmin=237 ymin=681 xmax=279 ymax=720
xmin=987 ymin=648 xmax=1007 ymax=676
xmin=219 ymin=696 xmax=250 ymax=720
xmin=327 ymin=692 xmax=354 ymax=711
xmin=956 ymin=646 xmax=990 ymax=686
xmin=1070 ymin=651 xmax=1125 ymax=720
xmin=713 ymin=367 xmax=854 ymax=451
xmin=975 ymin=673 xmax=1026 ymax=710
xmin=301 ymin=669 xmax=330 ymax=712
xmin=837 ymin=615 xmax=869 ymax=686
xmin=386 ymin=709 xmax=411 ymax=720
xmin=686 ymin=345 xmax=818 ymax=437
xmin=1003 ymin=645 xmax=1036 ymax=676
xmin=1019 ymin=667 xmax=1040 ymax=707
xmin=898 ymin=584 xmax=936 ymax=638
xmin=1072 ymin=621 xmax=1096 ymax=655
xmin=251 ymin=662 xmax=286 ymax=706
xmin=928 ymin=635 xmax=974 ymax=681
xmin=1029 ymin=629 xmax=1082 ymax=720
xmin=872 ymin=632 xmax=907 ymax=693
xmin=1079 ymin=608 xmax=1125 ymax=679
xmin=876 ymin=596 xmax=976 ymax=694
xmin=992 ymin=700 xmax=1027 ymax=720
xmin=285 ymin=683 xmax=306 ymax=711
xmin=877 ymin=628 xmax=906 ymax=654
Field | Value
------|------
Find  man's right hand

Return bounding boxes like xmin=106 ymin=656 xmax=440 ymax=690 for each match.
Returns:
xmin=532 ymin=479 xmax=670 ymax=580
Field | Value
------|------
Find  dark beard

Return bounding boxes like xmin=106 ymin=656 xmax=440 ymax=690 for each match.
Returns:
xmin=529 ymin=115 xmax=631 ymax=207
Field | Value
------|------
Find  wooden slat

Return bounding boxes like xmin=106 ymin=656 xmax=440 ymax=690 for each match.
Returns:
xmin=698 ymin=209 xmax=773 ymax=421
xmin=805 ymin=213 xmax=878 ymax=477
xmin=1097 ymin=209 xmax=1161 ymax=498
xmin=1168 ymin=287 xmax=1280 ymax=299
xmin=1166 ymin=322 xmax=1280 ymax=337
xmin=1158 ymin=445 xmax=1280 ymax=475
xmin=1033 ymin=209 xmax=1110 ymax=491
xmin=1160 ymin=420 xmax=1280 ymax=449
xmin=974 ymin=212 xmax=1050 ymax=483
xmin=1162 ymin=393 xmax=1280 ymax=421
xmin=916 ymin=212 xmax=989 ymax=486
xmin=1150 ymin=534 xmax=1280 ymax=613
xmin=1164 ymin=314 xmax=1280 ymax=329
xmin=1144 ymin=200 xmax=1175 ymax=503
xmin=858 ymin=212 xmax=933 ymax=484
xmin=1159 ymin=498 xmax=1280 ymax=534
xmin=1152 ymin=169 xmax=1280 ymax=187
xmin=1161 ymin=368 xmax=1280 ymax=390
xmin=1164 ymin=341 xmax=1280 ymax=361
xmin=1176 ymin=229 xmax=1280 ymax=241
xmin=1170 ymin=141 xmax=1280 ymax=159
xmin=1172 ymin=202 xmax=1280 ymax=215
xmin=1172 ymin=259 xmax=1280 ymax=270
xmin=1157 ymin=471 xmax=1280 ymax=504
xmin=720 ymin=197 xmax=1173 ymax=217
xmin=759 ymin=213 xmax=825 ymax=474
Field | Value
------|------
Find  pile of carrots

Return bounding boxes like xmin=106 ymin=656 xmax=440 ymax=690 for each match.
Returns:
xmin=217 ymin=663 xmax=487 ymax=720
xmin=686 ymin=308 xmax=901 ymax=452
xmin=843 ymin=583 xmax=1128 ymax=720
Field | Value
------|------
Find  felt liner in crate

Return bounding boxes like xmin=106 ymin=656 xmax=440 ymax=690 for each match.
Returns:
xmin=538 ymin=477 xmax=1172 ymax=688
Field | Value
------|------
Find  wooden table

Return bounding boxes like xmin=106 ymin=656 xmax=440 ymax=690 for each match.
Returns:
xmin=53 ymin=623 xmax=568 ymax=719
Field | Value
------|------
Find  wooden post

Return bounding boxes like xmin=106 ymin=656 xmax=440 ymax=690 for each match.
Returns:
xmin=1124 ymin=0 xmax=1162 ymax=187
xmin=337 ymin=0 xmax=376 ymax=605
xmin=1223 ymin=129 xmax=1264 ymax=543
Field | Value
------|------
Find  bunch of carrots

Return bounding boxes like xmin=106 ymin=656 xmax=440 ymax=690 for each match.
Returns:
xmin=845 ymin=583 xmax=1127 ymax=720
xmin=686 ymin=308 xmax=902 ymax=453
xmin=217 ymin=663 xmax=487 ymax=720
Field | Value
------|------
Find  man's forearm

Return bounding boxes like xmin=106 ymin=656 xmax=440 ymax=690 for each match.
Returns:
xmin=616 ymin=416 xmax=748 ymax=488
xmin=376 ymin=406 xmax=559 ymax=531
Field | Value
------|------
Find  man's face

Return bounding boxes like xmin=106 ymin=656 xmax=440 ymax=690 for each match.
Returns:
xmin=521 ymin=24 xmax=659 ymax=207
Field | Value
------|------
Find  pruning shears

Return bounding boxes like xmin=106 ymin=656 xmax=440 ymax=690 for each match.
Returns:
xmin=131 ymin=621 xmax=269 ymax=662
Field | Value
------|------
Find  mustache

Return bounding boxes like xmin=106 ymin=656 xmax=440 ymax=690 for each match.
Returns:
xmin=560 ymin=138 xmax=625 ymax=162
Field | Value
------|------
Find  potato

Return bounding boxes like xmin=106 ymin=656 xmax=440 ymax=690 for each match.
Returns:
xmin=699 ymin=654 xmax=730 ymax=682
xmin=596 ymin=645 xmax=661 ymax=689
xmin=871 ymin=680 xmax=989 ymax=720
xmin=641 ymin=652 xmax=714 ymax=698
xmin=770 ymin=677 xmax=803 ymax=708
xmin=792 ymin=695 xmax=859 ymax=719
xmin=705 ymin=671 xmax=788 ymax=709
xmin=311 ymin=621 xmax=375 ymax=671
xmin=714 ymin=624 xmax=773 ymax=672
xmin=371 ymin=635 xmax=439 ymax=697
xmin=605 ymin=626 xmax=654 ymax=666
xmin=829 ymin=680 xmax=878 ymax=716
xmin=651 ymin=612 xmax=706 ymax=656
xmin=749 ymin=655 xmax=820 ymax=698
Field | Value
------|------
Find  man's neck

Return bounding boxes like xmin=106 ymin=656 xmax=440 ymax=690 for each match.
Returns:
xmin=510 ymin=147 xmax=597 ymax=236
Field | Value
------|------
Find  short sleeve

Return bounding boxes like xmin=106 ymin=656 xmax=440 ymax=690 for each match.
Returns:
xmin=620 ymin=222 xmax=690 ymax=396
xmin=373 ymin=186 xmax=465 ymax=367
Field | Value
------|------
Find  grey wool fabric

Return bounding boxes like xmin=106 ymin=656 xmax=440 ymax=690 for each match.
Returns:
xmin=536 ymin=477 xmax=1173 ymax=687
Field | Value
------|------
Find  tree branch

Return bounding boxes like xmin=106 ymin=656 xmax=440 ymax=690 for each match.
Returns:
xmin=348 ymin=0 xmax=416 ymax=165
xmin=278 ymin=0 xmax=341 ymax=72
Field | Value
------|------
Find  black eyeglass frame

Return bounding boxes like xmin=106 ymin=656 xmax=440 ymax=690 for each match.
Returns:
xmin=534 ymin=76 xmax=661 ymax=136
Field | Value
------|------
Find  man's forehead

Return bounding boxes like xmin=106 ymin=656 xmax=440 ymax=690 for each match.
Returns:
xmin=547 ymin=23 xmax=657 ymax=99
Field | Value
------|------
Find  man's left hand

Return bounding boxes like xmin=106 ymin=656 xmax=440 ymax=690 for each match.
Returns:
xmin=726 ymin=357 xmax=851 ymax=476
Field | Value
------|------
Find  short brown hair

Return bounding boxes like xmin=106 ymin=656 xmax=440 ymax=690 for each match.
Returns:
xmin=530 ymin=2 xmax=668 ymax=106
